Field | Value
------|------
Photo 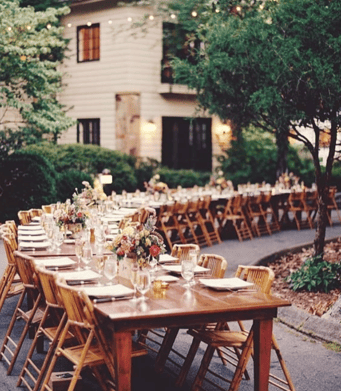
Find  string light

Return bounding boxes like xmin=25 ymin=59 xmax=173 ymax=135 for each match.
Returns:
xmin=46 ymin=23 xmax=52 ymax=29
xmin=67 ymin=23 xmax=72 ymax=28
xmin=127 ymin=16 xmax=132 ymax=22
xmin=26 ymin=25 xmax=31 ymax=30
xmin=170 ymin=13 xmax=176 ymax=19
xmin=7 ymin=26 xmax=12 ymax=31
xmin=215 ymin=8 xmax=220 ymax=13
xmin=87 ymin=21 xmax=92 ymax=27
xmin=236 ymin=6 xmax=242 ymax=12
xmin=108 ymin=20 xmax=113 ymax=24
xmin=191 ymin=11 xmax=198 ymax=17
xmin=149 ymin=15 xmax=154 ymax=20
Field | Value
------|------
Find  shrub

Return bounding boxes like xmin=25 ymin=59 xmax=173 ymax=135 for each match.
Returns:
xmin=56 ymin=170 xmax=94 ymax=202
xmin=0 ymin=151 xmax=58 ymax=222
xmin=287 ymin=255 xmax=341 ymax=293
xmin=157 ymin=167 xmax=211 ymax=189
xmin=135 ymin=157 xmax=160 ymax=190
xmin=330 ymin=162 xmax=341 ymax=191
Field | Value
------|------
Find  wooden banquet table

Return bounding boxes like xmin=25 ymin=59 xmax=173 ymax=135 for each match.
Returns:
xmin=95 ymin=279 xmax=291 ymax=391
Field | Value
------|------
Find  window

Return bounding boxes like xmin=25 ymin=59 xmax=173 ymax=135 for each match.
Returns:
xmin=162 ymin=117 xmax=212 ymax=171
xmin=77 ymin=23 xmax=100 ymax=62
xmin=77 ymin=119 xmax=100 ymax=145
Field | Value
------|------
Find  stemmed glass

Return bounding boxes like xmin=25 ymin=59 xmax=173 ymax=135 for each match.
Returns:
xmin=95 ymin=255 xmax=105 ymax=285
xmin=136 ymin=268 xmax=151 ymax=300
xmin=189 ymin=250 xmax=198 ymax=286
xmin=82 ymin=242 xmax=93 ymax=270
xmin=74 ymin=238 xmax=84 ymax=271
xmin=181 ymin=258 xmax=195 ymax=289
xmin=130 ymin=262 xmax=139 ymax=300
xmin=55 ymin=230 xmax=64 ymax=254
xmin=104 ymin=255 xmax=118 ymax=285
xmin=149 ymin=257 xmax=158 ymax=281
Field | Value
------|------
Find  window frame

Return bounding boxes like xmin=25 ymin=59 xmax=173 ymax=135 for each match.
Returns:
xmin=77 ymin=118 xmax=100 ymax=145
xmin=77 ymin=23 xmax=100 ymax=63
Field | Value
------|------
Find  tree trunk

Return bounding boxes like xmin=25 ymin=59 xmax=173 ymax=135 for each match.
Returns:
xmin=313 ymin=188 xmax=328 ymax=256
xmin=275 ymin=127 xmax=289 ymax=179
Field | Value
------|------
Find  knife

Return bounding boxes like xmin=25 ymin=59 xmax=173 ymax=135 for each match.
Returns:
xmin=93 ymin=296 xmax=133 ymax=304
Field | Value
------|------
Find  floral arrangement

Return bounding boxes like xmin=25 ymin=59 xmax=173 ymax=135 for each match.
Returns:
xmin=108 ymin=214 xmax=166 ymax=267
xmin=144 ymin=174 xmax=169 ymax=194
xmin=73 ymin=181 xmax=105 ymax=207
xmin=209 ymin=171 xmax=234 ymax=192
xmin=53 ymin=199 xmax=89 ymax=228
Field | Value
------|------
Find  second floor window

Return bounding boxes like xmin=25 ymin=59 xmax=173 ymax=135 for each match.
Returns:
xmin=77 ymin=118 xmax=100 ymax=145
xmin=77 ymin=23 xmax=100 ymax=62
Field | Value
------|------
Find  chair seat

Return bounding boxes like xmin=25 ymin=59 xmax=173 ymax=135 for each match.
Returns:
xmin=62 ymin=343 xmax=106 ymax=367
xmin=188 ymin=329 xmax=247 ymax=348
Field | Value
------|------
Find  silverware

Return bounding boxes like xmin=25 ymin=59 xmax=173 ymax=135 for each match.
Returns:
xmin=93 ymin=296 xmax=133 ymax=304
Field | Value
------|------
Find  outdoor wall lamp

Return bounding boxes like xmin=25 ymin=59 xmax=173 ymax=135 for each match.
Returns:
xmin=215 ymin=120 xmax=232 ymax=151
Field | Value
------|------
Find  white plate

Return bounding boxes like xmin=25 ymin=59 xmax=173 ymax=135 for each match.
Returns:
xmin=199 ymin=278 xmax=254 ymax=291
xmin=34 ymin=257 xmax=76 ymax=268
xmin=161 ymin=265 xmax=210 ymax=275
xmin=83 ymin=284 xmax=134 ymax=298
xmin=159 ymin=254 xmax=179 ymax=263
xmin=58 ymin=270 xmax=101 ymax=282
xmin=156 ymin=275 xmax=179 ymax=283
xmin=64 ymin=239 xmax=75 ymax=244
xmin=18 ymin=234 xmax=48 ymax=242
xmin=18 ymin=226 xmax=44 ymax=233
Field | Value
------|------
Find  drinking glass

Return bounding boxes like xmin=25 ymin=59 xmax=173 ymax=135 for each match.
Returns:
xmin=136 ymin=268 xmax=151 ymax=300
xmin=189 ymin=250 xmax=198 ymax=286
xmin=130 ymin=262 xmax=139 ymax=300
xmin=55 ymin=230 xmax=64 ymax=254
xmin=181 ymin=258 xmax=195 ymax=289
xmin=74 ymin=238 xmax=84 ymax=271
xmin=104 ymin=255 xmax=118 ymax=285
xmin=82 ymin=242 xmax=93 ymax=270
xmin=95 ymin=255 xmax=105 ymax=285
xmin=149 ymin=257 xmax=158 ymax=281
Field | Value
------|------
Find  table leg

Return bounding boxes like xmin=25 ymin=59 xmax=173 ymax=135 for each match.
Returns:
xmin=113 ymin=331 xmax=132 ymax=391
xmin=253 ymin=319 xmax=273 ymax=391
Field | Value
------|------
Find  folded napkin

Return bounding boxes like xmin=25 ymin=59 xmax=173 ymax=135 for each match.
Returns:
xmin=82 ymin=284 xmax=134 ymax=298
xmin=18 ymin=226 xmax=45 ymax=233
xmin=161 ymin=265 xmax=210 ymax=274
xmin=199 ymin=277 xmax=254 ymax=291
xmin=159 ymin=254 xmax=179 ymax=263
xmin=58 ymin=270 xmax=101 ymax=282
xmin=20 ymin=241 xmax=50 ymax=249
xmin=18 ymin=234 xmax=48 ymax=242
xmin=34 ymin=257 xmax=76 ymax=268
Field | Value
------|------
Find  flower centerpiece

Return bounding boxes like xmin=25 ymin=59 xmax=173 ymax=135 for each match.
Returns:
xmin=108 ymin=213 xmax=166 ymax=268
xmin=73 ymin=181 xmax=105 ymax=207
xmin=53 ymin=198 xmax=89 ymax=230
xmin=144 ymin=174 xmax=169 ymax=195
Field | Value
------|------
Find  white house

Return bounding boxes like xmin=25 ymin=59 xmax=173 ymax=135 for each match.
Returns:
xmin=58 ymin=0 xmax=229 ymax=172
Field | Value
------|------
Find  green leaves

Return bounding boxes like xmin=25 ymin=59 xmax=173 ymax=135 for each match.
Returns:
xmin=287 ymin=255 xmax=341 ymax=293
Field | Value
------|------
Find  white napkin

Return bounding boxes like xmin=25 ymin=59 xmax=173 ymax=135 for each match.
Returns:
xmin=34 ymin=257 xmax=76 ymax=268
xmin=161 ymin=265 xmax=210 ymax=274
xmin=58 ymin=270 xmax=101 ymax=281
xmin=83 ymin=284 xmax=134 ymax=298
xmin=18 ymin=234 xmax=48 ymax=242
xmin=159 ymin=254 xmax=179 ymax=263
xmin=199 ymin=277 xmax=254 ymax=291
xmin=20 ymin=241 xmax=50 ymax=249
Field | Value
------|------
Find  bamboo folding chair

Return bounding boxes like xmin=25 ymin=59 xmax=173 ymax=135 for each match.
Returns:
xmin=170 ymin=243 xmax=201 ymax=263
xmin=29 ymin=209 xmax=43 ymax=219
xmin=197 ymin=196 xmax=222 ymax=246
xmin=326 ymin=186 xmax=341 ymax=226
xmin=139 ymin=254 xmax=228 ymax=381
xmin=185 ymin=199 xmax=211 ymax=247
xmin=0 ymin=231 xmax=23 ymax=315
xmin=18 ymin=210 xmax=32 ymax=225
xmin=246 ymin=194 xmax=272 ymax=237
xmin=40 ymin=277 xmax=147 ymax=391
xmin=0 ymin=251 xmax=45 ymax=375
xmin=183 ymin=266 xmax=295 ymax=391
xmin=156 ymin=203 xmax=184 ymax=250
xmin=17 ymin=266 xmax=75 ymax=391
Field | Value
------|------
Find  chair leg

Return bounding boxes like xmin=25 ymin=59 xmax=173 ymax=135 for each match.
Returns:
xmin=176 ymin=337 xmax=201 ymax=387
xmin=192 ymin=345 xmax=216 ymax=391
xmin=154 ymin=327 xmax=180 ymax=373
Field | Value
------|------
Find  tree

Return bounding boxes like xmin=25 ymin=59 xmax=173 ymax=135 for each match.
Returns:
xmin=0 ymin=0 xmax=74 ymax=158
xmin=167 ymin=0 xmax=341 ymax=256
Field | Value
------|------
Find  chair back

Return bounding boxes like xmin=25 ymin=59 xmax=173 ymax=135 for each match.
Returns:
xmin=198 ymin=254 xmax=227 ymax=278
xmin=35 ymin=266 xmax=60 ymax=308
xmin=18 ymin=210 xmax=31 ymax=225
xmin=3 ymin=234 xmax=18 ymax=267
xmin=42 ymin=205 xmax=52 ymax=214
xmin=13 ymin=251 xmax=39 ymax=289
xmin=235 ymin=265 xmax=274 ymax=294
xmin=29 ymin=209 xmax=42 ymax=218
xmin=171 ymin=244 xmax=200 ymax=262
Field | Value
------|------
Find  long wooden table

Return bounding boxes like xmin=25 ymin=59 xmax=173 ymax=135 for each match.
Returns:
xmin=95 ymin=279 xmax=290 ymax=391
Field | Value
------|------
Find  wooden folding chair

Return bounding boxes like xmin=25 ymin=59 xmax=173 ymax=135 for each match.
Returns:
xmin=0 ymin=251 xmax=45 ymax=375
xmin=246 ymin=194 xmax=272 ymax=237
xmin=40 ymin=277 xmax=147 ymax=391
xmin=17 ymin=266 xmax=75 ymax=391
xmin=197 ymin=196 xmax=222 ymax=246
xmin=326 ymin=186 xmax=341 ymax=226
xmin=260 ymin=192 xmax=281 ymax=234
xmin=18 ymin=210 xmax=32 ymax=225
xmin=0 ymin=232 xmax=23 ymax=315
xmin=286 ymin=191 xmax=314 ymax=230
xmin=174 ymin=201 xmax=198 ymax=245
xmin=29 ymin=209 xmax=43 ymax=219
xmin=156 ymin=203 xmax=185 ymax=250
xmin=185 ymin=199 xmax=211 ymax=247
xmin=170 ymin=243 xmax=200 ymax=263
xmin=185 ymin=266 xmax=295 ymax=391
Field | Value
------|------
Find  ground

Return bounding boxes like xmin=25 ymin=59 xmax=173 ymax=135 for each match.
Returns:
xmin=265 ymin=237 xmax=341 ymax=317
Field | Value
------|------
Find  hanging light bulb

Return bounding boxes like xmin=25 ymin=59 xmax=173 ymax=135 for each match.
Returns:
xmin=26 ymin=25 xmax=31 ymax=30
xmin=87 ymin=21 xmax=92 ymax=27
xmin=170 ymin=13 xmax=176 ymax=19
xmin=67 ymin=23 xmax=72 ymax=28
xmin=108 ymin=20 xmax=113 ymax=24
xmin=46 ymin=23 xmax=52 ymax=29
xmin=127 ymin=16 xmax=132 ymax=22
xmin=149 ymin=14 xmax=154 ymax=20
xmin=191 ymin=11 xmax=198 ymax=17
xmin=7 ymin=26 xmax=12 ymax=31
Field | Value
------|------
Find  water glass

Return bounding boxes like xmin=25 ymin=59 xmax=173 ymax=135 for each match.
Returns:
xmin=181 ymin=259 xmax=195 ymax=289
xmin=136 ymin=269 xmax=151 ymax=300
xmin=82 ymin=242 xmax=93 ymax=270
xmin=149 ymin=257 xmax=158 ymax=281
xmin=75 ymin=238 xmax=84 ymax=271
xmin=130 ymin=262 xmax=139 ymax=300
xmin=104 ymin=255 xmax=118 ymax=285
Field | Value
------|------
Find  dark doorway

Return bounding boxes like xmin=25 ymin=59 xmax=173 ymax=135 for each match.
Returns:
xmin=162 ymin=117 xmax=212 ymax=171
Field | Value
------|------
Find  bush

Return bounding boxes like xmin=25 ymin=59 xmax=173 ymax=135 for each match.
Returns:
xmin=24 ymin=143 xmax=137 ymax=193
xmin=330 ymin=162 xmax=341 ymax=191
xmin=56 ymin=170 xmax=94 ymax=202
xmin=157 ymin=167 xmax=211 ymax=189
xmin=217 ymin=128 xmax=315 ymax=187
xmin=287 ymin=255 xmax=341 ymax=293
xmin=135 ymin=157 xmax=160 ymax=190
xmin=0 ymin=151 xmax=58 ymax=222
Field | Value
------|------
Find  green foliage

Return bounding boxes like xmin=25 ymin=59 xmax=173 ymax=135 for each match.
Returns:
xmin=0 ymin=150 xmax=58 ymax=221
xmin=0 ymin=0 xmax=74 ymax=152
xmin=287 ymin=255 xmax=341 ymax=293
xmin=135 ymin=157 xmax=160 ymax=190
xmin=56 ymin=169 xmax=93 ymax=203
xmin=24 ymin=143 xmax=138 ymax=193
xmin=330 ymin=162 xmax=341 ymax=192
xmin=158 ymin=167 xmax=211 ymax=189
xmin=217 ymin=127 xmax=315 ymax=186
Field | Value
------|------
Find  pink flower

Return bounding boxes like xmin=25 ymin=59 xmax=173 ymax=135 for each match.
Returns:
xmin=149 ymin=245 xmax=161 ymax=257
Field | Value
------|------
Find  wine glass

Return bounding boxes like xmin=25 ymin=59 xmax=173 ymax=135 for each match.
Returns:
xmin=74 ymin=238 xmax=84 ymax=271
xmin=95 ymin=255 xmax=105 ymax=285
xmin=104 ymin=255 xmax=118 ymax=285
xmin=136 ymin=268 xmax=151 ymax=300
xmin=82 ymin=242 xmax=93 ymax=270
xmin=149 ymin=257 xmax=158 ymax=281
xmin=189 ymin=250 xmax=198 ymax=286
xmin=55 ymin=230 xmax=64 ymax=254
xmin=130 ymin=262 xmax=139 ymax=300
xmin=181 ymin=258 xmax=195 ymax=289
